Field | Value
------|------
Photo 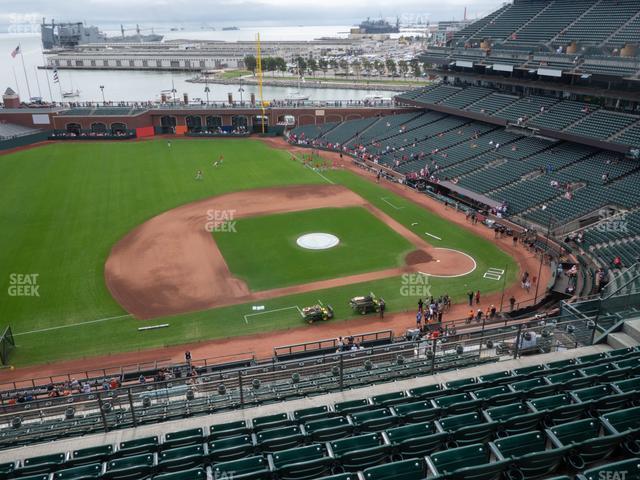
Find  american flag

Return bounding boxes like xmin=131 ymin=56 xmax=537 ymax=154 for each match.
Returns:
xmin=53 ymin=68 xmax=59 ymax=83
xmin=10 ymin=45 xmax=20 ymax=58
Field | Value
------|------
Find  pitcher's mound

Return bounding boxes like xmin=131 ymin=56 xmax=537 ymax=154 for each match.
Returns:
xmin=296 ymin=233 xmax=340 ymax=250
xmin=406 ymin=249 xmax=434 ymax=265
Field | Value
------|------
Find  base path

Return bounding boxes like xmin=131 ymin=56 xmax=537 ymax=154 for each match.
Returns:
xmin=105 ymin=184 xmax=473 ymax=319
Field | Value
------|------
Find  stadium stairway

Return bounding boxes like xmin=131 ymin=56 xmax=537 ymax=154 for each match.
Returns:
xmin=609 ymin=318 xmax=640 ymax=349
xmin=0 ymin=344 xmax=614 ymax=465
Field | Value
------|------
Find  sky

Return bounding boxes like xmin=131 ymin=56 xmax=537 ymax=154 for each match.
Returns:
xmin=0 ymin=0 xmax=506 ymax=29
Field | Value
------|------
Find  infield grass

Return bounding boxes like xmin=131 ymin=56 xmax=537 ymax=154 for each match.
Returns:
xmin=0 ymin=138 xmax=518 ymax=367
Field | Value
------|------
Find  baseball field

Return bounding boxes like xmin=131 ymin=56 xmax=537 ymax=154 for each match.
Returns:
xmin=0 ymin=138 xmax=517 ymax=368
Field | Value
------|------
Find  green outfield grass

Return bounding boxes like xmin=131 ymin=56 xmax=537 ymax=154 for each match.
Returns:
xmin=214 ymin=207 xmax=414 ymax=290
xmin=0 ymin=138 xmax=517 ymax=367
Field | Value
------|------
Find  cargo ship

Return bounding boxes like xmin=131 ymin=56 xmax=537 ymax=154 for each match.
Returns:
xmin=357 ymin=17 xmax=400 ymax=34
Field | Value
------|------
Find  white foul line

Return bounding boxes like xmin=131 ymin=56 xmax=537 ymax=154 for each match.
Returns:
xmin=13 ymin=314 xmax=133 ymax=337
xmin=243 ymin=305 xmax=303 ymax=324
xmin=380 ymin=197 xmax=404 ymax=210
xmin=424 ymin=232 xmax=442 ymax=241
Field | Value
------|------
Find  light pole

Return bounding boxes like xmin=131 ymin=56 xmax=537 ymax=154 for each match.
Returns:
xmin=204 ymin=85 xmax=210 ymax=105
xmin=534 ymin=205 xmax=555 ymax=304
xmin=238 ymin=87 xmax=244 ymax=105
xmin=99 ymin=85 xmax=105 ymax=104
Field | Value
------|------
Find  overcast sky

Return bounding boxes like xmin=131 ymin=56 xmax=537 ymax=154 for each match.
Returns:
xmin=0 ymin=0 xmax=507 ymax=28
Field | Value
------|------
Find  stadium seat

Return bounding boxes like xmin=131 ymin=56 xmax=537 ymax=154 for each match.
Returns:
xmin=163 ymin=427 xmax=204 ymax=448
xmin=528 ymin=393 xmax=588 ymax=426
xmin=252 ymin=413 xmax=292 ymax=431
xmin=577 ymin=458 xmax=640 ymax=480
xmin=432 ymin=392 xmax=482 ymax=415
xmin=612 ymin=377 xmax=640 ymax=394
xmin=104 ymin=453 xmax=155 ymax=479
xmin=316 ymin=475 xmax=356 ymax=480
xmin=437 ymin=412 xmax=498 ymax=445
xmin=385 ymin=422 xmax=448 ymax=457
xmin=334 ymin=399 xmax=371 ymax=414
xmin=546 ymin=418 xmax=624 ymax=470
xmin=601 ymin=406 xmax=640 ymax=455
xmin=68 ymin=444 xmax=114 ymax=466
xmin=513 ymin=365 xmax=546 ymax=378
xmin=271 ymin=444 xmax=333 ymax=480
xmin=446 ymin=377 xmax=477 ymax=392
xmin=157 ymin=444 xmax=205 ymax=472
xmin=350 ymin=408 xmax=397 ymax=432
xmin=329 ymin=433 xmax=391 ymax=471
xmin=478 ymin=371 xmax=513 ymax=387
xmin=490 ymin=430 xmax=569 ymax=479
xmin=570 ymin=384 xmax=633 ymax=414
xmin=212 ymin=456 xmax=271 ymax=480
xmin=483 ymin=402 xmax=543 ymax=436
xmin=116 ymin=436 xmax=159 ymax=456
xmin=545 ymin=370 xmax=592 ymax=390
xmin=426 ymin=443 xmax=509 ymax=480
xmin=407 ymin=384 xmax=443 ymax=400
xmin=0 ymin=462 xmax=14 ymax=478
xmin=255 ymin=425 xmax=305 ymax=452
xmin=17 ymin=453 xmax=66 ymax=475
xmin=208 ymin=434 xmax=255 ymax=462
xmin=304 ymin=416 xmax=353 ymax=442
xmin=52 ymin=463 xmax=103 ymax=479
xmin=391 ymin=400 xmax=441 ymax=423
xmin=293 ymin=406 xmax=331 ymax=423
xmin=210 ymin=420 xmax=250 ymax=439
xmin=472 ymin=385 xmax=520 ymax=407
xmin=362 ymin=458 xmax=426 ymax=480
xmin=371 ymin=391 xmax=410 ymax=407
xmin=510 ymin=378 xmax=556 ymax=399
xmin=152 ymin=468 xmax=207 ymax=480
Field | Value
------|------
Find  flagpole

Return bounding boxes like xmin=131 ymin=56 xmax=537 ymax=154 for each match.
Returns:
xmin=42 ymin=54 xmax=54 ymax=103
xmin=34 ymin=66 xmax=42 ymax=99
xmin=19 ymin=44 xmax=33 ymax=100
xmin=12 ymin=66 xmax=21 ymax=97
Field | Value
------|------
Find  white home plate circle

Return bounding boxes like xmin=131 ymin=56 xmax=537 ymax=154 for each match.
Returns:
xmin=296 ymin=233 xmax=340 ymax=250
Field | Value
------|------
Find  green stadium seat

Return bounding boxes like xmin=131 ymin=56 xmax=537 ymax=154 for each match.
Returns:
xmin=433 ymin=392 xmax=482 ymax=415
xmin=513 ymin=365 xmax=546 ymax=378
xmin=334 ymin=399 xmax=370 ymax=414
xmin=612 ymin=377 xmax=640 ymax=394
xmin=437 ymin=411 xmax=498 ymax=446
xmin=510 ymin=378 xmax=556 ymax=398
xmin=152 ymin=468 xmax=206 ymax=480
xmin=18 ymin=452 xmax=67 ymax=475
xmin=252 ymin=413 xmax=292 ymax=431
xmin=478 ymin=371 xmax=513 ymax=386
xmin=329 ymin=433 xmax=391 ymax=471
xmin=483 ymin=402 xmax=543 ymax=436
xmin=210 ymin=420 xmax=250 ymax=439
xmin=255 ymin=425 xmax=304 ymax=452
xmin=212 ymin=456 xmax=271 ymax=480
xmin=208 ymin=434 xmax=255 ymax=462
xmin=490 ymin=430 xmax=568 ymax=479
xmin=546 ymin=418 xmax=624 ymax=470
xmin=570 ymin=384 xmax=633 ymax=414
xmin=601 ymin=406 xmax=640 ymax=455
xmin=371 ymin=391 xmax=410 ymax=407
xmin=116 ymin=436 xmax=159 ymax=456
xmin=157 ymin=444 xmax=204 ymax=472
xmin=578 ymin=458 xmax=640 ymax=480
xmin=0 ymin=462 xmax=14 ymax=478
xmin=68 ymin=444 xmax=114 ymax=466
xmin=293 ymin=406 xmax=331 ymax=422
xmin=163 ymin=427 xmax=204 ymax=448
xmin=407 ymin=384 xmax=443 ymax=400
xmin=427 ymin=443 xmax=508 ymax=480
xmin=53 ymin=463 xmax=103 ymax=480
xmin=446 ymin=377 xmax=478 ymax=392
xmin=13 ymin=475 xmax=49 ymax=480
xmin=316 ymin=475 xmax=356 ymax=480
xmin=472 ymin=385 xmax=520 ymax=406
xmin=391 ymin=400 xmax=441 ymax=423
xmin=304 ymin=416 xmax=353 ymax=442
xmin=614 ymin=357 xmax=640 ymax=373
xmin=545 ymin=370 xmax=592 ymax=390
xmin=545 ymin=359 xmax=577 ymax=372
xmin=271 ymin=444 xmax=332 ymax=480
xmin=577 ymin=352 xmax=609 ymax=364
xmin=363 ymin=458 xmax=426 ymax=480
xmin=385 ymin=422 xmax=448 ymax=457
xmin=580 ymin=364 xmax=616 ymax=379
xmin=350 ymin=408 xmax=397 ymax=432
xmin=104 ymin=453 xmax=155 ymax=479
xmin=528 ymin=393 xmax=587 ymax=426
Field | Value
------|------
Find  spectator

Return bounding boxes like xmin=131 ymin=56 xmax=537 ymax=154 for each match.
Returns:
xmin=475 ymin=290 xmax=481 ymax=305
xmin=509 ymin=296 xmax=516 ymax=312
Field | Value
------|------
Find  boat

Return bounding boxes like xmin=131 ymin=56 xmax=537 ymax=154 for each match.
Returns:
xmin=357 ymin=17 xmax=400 ymax=34
xmin=222 ymin=27 xmax=239 ymax=31
xmin=62 ymin=89 xmax=80 ymax=98
xmin=286 ymin=76 xmax=309 ymax=101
